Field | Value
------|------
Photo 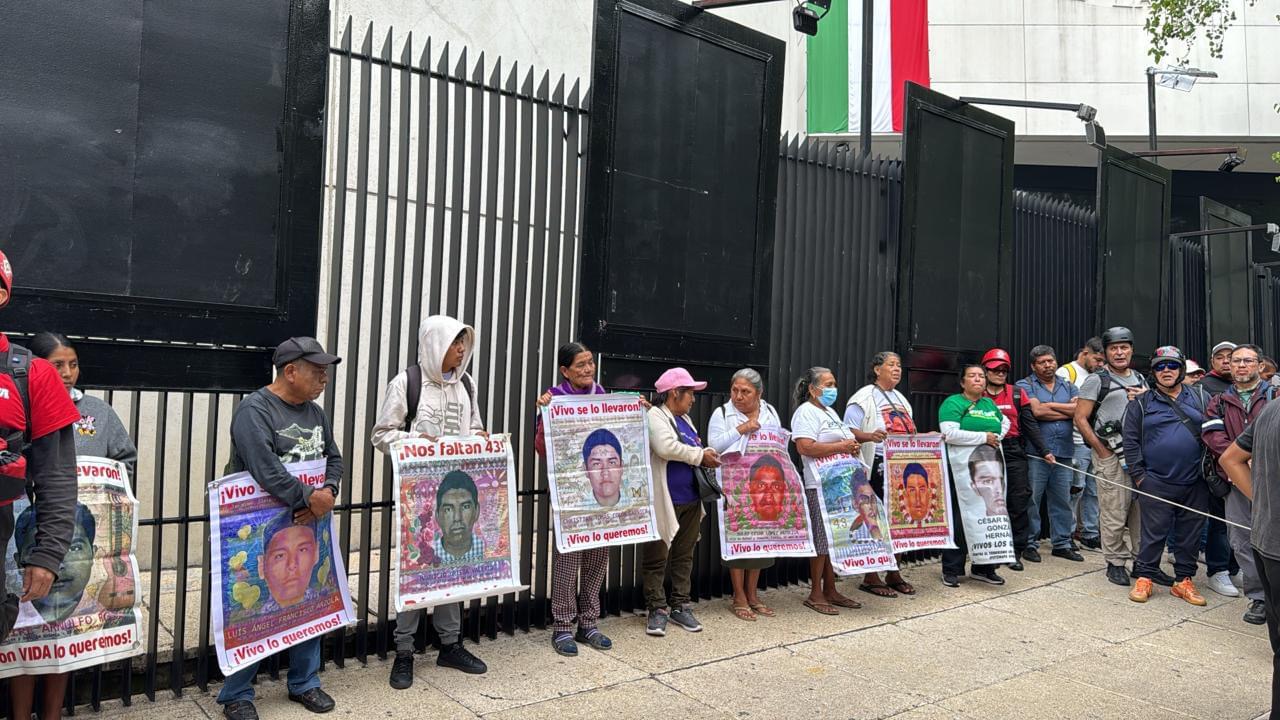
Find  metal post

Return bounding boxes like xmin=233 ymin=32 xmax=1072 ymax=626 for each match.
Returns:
xmin=1146 ymin=71 xmax=1158 ymax=152
xmin=860 ymin=0 xmax=873 ymax=155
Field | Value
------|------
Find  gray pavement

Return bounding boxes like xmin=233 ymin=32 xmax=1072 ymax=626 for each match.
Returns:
xmin=95 ymin=550 xmax=1272 ymax=719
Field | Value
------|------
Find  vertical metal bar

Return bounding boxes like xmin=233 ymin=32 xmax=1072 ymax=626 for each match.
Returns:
xmin=196 ymin=396 xmax=221 ymax=691
xmin=1146 ymin=71 xmax=1158 ymax=152
xmin=375 ymin=30 xmax=414 ymax=663
xmin=334 ymin=24 xmax=375 ymax=672
xmin=859 ymin=0 xmax=873 ymax=156
xmin=445 ymin=48 xmax=469 ymax=318
xmin=513 ymin=67 xmax=537 ymax=632
xmin=352 ymin=27 xmax=394 ymax=665
xmin=429 ymin=44 xmax=452 ymax=315
xmin=407 ymin=38 xmax=433 ymax=356
xmin=323 ymin=19 xmax=354 ymax=419
xmin=528 ymin=71 xmax=553 ymax=629
xmin=145 ymin=393 xmax=167 ymax=701
xmin=463 ymin=53 xmax=486 ymax=328
xmin=169 ymin=394 xmax=194 ymax=695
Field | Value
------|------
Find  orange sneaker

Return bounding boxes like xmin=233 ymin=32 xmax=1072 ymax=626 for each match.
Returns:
xmin=1171 ymin=578 xmax=1207 ymax=606
xmin=1129 ymin=577 xmax=1154 ymax=603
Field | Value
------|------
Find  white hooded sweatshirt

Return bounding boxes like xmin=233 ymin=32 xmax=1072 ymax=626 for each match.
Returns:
xmin=371 ymin=315 xmax=485 ymax=453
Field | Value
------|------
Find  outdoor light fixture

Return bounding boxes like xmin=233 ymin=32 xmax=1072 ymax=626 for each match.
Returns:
xmin=792 ymin=3 xmax=819 ymax=35
xmin=1219 ymin=152 xmax=1246 ymax=172
xmin=1146 ymin=65 xmax=1219 ymax=151
xmin=1085 ymin=121 xmax=1107 ymax=150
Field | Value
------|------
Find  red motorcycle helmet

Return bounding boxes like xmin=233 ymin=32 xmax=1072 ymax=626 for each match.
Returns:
xmin=981 ymin=348 xmax=1012 ymax=370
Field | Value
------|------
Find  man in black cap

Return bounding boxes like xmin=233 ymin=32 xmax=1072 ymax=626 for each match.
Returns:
xmin=219 ymin=337 xmax=344 ymax=720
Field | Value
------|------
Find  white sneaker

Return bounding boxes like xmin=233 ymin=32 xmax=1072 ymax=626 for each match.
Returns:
xmin=1207 ymin=571 xmax=1240 ymax=598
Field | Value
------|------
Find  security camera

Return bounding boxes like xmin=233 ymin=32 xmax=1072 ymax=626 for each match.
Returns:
xmin=1219 ymin=153 xmax=1246 ymax=172
xmin=1268 ymin=223 xmax=1280 ymax=254
xmin=793 ymin=4 xmax=819 ymax=35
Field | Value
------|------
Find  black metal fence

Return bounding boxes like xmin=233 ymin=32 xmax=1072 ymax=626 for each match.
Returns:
xmin=29 ymin=24 xmax=1124 ymax=716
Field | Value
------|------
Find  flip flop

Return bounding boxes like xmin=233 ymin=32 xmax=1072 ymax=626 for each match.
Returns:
xmin=749 ymin=603 xmax=776 ymax=617
xmin=858 ymin=583 xmax=898 ymax=598
xmin=730 ymin=604 xmax=757 ymax=621
xmin=827 ymin=595 xmax=863 ymax=609
xmin=803 ymin=598 xmax=839 ymax=615
xmin=888 ymin=580 xmax=916 ymax=595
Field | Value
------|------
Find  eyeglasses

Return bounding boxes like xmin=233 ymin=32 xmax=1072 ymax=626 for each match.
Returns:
xmin=1152 ymin=362 xmax=1181 ymax=372
xmin=1231 ymin=357 xmax=1260 ymax=366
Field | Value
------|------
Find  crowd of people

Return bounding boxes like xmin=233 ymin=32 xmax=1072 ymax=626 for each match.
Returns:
xmin=0 ymin=240 xmax=1274 ymax=719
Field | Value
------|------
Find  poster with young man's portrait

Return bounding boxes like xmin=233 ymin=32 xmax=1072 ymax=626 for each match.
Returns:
xmin=813 ymin=454 xmax=898 ymax=576
xmin=209 ymin=459 xmax=354 ymax=677
xmin=716 ymin=428 xmax=813 ymax=559
xmin=0 ymin=457 xmax=143 ymax=678
xmin=945 ymin=443 xmax=1016 ymax=564
xmin=391 ymin=434 xmax=522 ymax=611
xmin=883 ymin=434 xmax=956 ymax=553
xmin=542 ymin=394 xmax=659 ymax=552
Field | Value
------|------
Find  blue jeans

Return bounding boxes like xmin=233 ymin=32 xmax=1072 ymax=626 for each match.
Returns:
xmin=1027 ymin=457 xmax=1075 ymax=550
xmin=217 ymin=637 xmax=322 ymax=704
xmin=1071 ymin=444 xmax=1100 ymax=540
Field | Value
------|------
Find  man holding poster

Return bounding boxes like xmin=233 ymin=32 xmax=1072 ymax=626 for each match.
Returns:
xmin=216 ymin=337 xmax=343 ymax=720
xmin=882 ymin=434 xmax=955 ymax=552
xmin=939 ymin=365 xmax=1016 ymax=589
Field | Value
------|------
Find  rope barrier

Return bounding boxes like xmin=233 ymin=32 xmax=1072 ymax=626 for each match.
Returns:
xmin=1028 ymin=454 xmax=1250 ymax=531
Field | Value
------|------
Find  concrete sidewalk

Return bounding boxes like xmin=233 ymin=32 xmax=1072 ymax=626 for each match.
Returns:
xmin=98 ymin=551 xmax=1272 ymax=719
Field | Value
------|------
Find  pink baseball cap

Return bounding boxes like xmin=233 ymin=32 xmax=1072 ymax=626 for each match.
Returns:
xmin=655 ymin=367 xmax=707 ymax=393
xmin=1186 ymin=359 xmax=1204 ymax=375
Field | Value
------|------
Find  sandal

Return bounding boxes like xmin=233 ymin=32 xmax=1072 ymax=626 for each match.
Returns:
xmin=858 ymin=582 xmax=898 ymax=598
xmin=551 ymin=632 xmax=578 ymax=657
xmin=888 ymin=580 xmax=916 ymax=595
xmin=803 ymin=598 xmax=839 ymax=615
xmin=748 ymin=603 xmax=776 ymax=617
xmin=730 ymin=604 xmax=757 ymax=621
xmin=826 ymin=595 xmax=862 ymax=609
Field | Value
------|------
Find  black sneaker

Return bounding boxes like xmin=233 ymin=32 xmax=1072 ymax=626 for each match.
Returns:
xmin=1106 ymin=564 xmax=1131 ymax=586
xmin=1022 ymin=547 xmax=1042 ymax=563
xmin=968 ymin=569 xmax=1005 ymax=585
xmin=941 ymin=573 xmax=959 ymax=588
xmin=1131 ymin=567 xmax=1176 ymax=587
xmin=389 ymin=651 xmax=414 ymax=689
xmin=1244 ymin=599 xmax=1267 ymax=625
xmin=437 ymin=642 xmax=487 ymax=674
xmin=222 ymin=701 xmax=259 ymax=720
xmin=1007 ymin=560 xmax=1025 ymax=572
xmin=1051 ymin=548 xmax=1084 ymax=562
xmin=1079 ymin=536 xmax=1102 ymax=551
xmin=668 ymin=605 xmax=703 ymax=632
xmin=287 ymin=688 xmax=335 ymax=714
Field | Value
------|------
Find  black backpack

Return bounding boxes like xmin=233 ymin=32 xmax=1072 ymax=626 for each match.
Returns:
xmin=0 ymin=344 xmax=33 ymax=472
xmin=403 ymin=364 xmax=475 ymax=431
xmin=1087 ymin=368 xmax=1147 ymax=429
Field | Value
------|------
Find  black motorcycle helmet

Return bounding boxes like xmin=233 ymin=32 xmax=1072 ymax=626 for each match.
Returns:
xmin=1102 ymin=326 xmax=1134 ymax=347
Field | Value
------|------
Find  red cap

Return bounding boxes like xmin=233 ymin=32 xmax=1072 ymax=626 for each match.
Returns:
xmin=981 ymin=348 xmax=1012 ymax=369
xmin=0 ymin=250 xmax=11 ymax=308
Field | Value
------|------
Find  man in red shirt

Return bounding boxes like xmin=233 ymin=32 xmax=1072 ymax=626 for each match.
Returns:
xmin=982 ymin=349 xmax=1051 ymax=570
xmin=0 ymin=250 xmax=81 ymax=643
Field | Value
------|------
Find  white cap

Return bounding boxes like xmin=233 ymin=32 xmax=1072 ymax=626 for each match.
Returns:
xmin=1212 ymin=341 xmax=1238 ymax=355
xmin=1186 ymin=359 xmax=1204 ymax=375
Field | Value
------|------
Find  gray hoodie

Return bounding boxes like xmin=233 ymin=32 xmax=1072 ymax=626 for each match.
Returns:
xmin=371 ymin=315 xmax=485 ymax=453
xmin=69 ymin=389 xmax=138 ymax=481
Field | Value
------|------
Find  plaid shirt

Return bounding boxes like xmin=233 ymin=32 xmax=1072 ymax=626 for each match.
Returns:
xmin=434 ymin=533 xmax=486 ymax=565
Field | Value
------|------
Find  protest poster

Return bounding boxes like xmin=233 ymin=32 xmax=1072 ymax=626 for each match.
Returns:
xmin=391 ymin=434 xmax=523 ymax=611
xmin=0 ymin=457 xmax=143 ymax=678
xmin=945 ymin=443 xmax=1017 ymax=564
xmin=882 ymin=434 xmax=956 ymax=553
xmin=542 ymin=393 xmax=659 ymax=553
xmin=813 ymin=454 xmax=898 ymax=575
xmin=209 ymin=459 xmax=354 ymax=677
xmin=716 ymin=428 xmax=814 ymax=560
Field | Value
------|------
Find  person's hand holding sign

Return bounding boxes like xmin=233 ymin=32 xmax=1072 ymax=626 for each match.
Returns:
xmin=21 ymin=566 xmax=55 ymax=603
xmin=701 ymin=448 xmax=722 ymax=469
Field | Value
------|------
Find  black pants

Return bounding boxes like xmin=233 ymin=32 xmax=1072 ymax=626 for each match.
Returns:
xmin=0 ymin=504 xmax=17 ymax=643
xmin=941 ymin=469 xmax=998 ymax=577
xmin=1003 ymin=437 xmax=1032 ymax=556
xmin=1135 ymin=478 xmax=1208 ymax=580
xmin=1252 ymin=549 xmax=1280 ymax=719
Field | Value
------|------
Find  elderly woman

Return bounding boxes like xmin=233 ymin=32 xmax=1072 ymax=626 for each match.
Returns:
xmin=17 ymin=333 xmax=139 ymax=720
xmin=642 ymin=367 xmax=721 ymax=637
xmin=708 ymin=368 xmax=783 ymax=620
xmin=844 ymin=351 xmax=916 ymax=598
xmin=534 ymin=341 xmax=614 ymax=656
xmin=939 ymin=364 xmax=1010 ymax=588
xmin=791 ymin=366 xmax=862 ymax=615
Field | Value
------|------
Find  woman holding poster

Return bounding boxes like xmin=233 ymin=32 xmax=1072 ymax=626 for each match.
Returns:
xmin=534 ymin=342 xmax=616 ymax=657
xmin=8 ymin=335 xmax=141 ymax=720
xmin=708 ymin=368 xmax=784 ymax=621
xmin=844 ymin=351 xmax=917 ymax=598
xmin=791 ymin=367 xmax=863 ymax=616
xmin=642 ymin=368 xmax=720 ymax=638
xmin=939 ymin=365 xmax=1012 ymax=589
